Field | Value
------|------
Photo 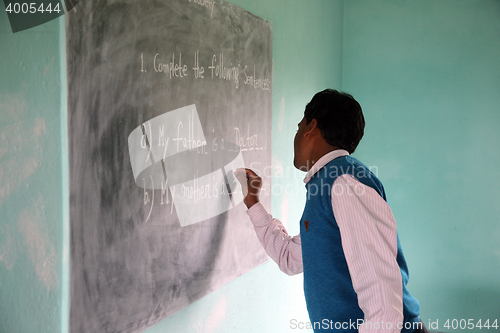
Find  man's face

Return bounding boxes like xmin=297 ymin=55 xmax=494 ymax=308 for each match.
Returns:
xmin=293 ymin=117 xmax=309 ymax=171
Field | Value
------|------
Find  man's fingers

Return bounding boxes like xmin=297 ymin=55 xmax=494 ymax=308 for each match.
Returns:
xmin=245 ymin=169 xmax=261 ymax=184
xmin=233 ymin=168 xmax=261 ymax=209
xmin=244 ymin=169 xmax=262 ymax=187
xmin=234 ymin=168 xmax=249 ymax=197
xmin=245 ymin=168 xmax=258 ymax=179
xmin=235 ymin=168 xmax=260 ymax=183
xmin=234 ymin=168 xmax=247 ymax=182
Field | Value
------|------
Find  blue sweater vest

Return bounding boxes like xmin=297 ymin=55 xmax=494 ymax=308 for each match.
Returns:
xmin=299 ymin=155 xmax=420 ymax=332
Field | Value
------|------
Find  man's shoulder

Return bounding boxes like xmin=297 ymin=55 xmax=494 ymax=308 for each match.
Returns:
xmin=324 ymin=155 xmax=366 ymax=174
xmin=324 ymin=155 xmax=382 ymax=186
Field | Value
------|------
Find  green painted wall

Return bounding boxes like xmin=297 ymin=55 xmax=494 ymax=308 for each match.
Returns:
xmin=0 ymin=7 xmax=68 ymax=333
xmin=343 ymin=1 xmax=500 ymax=331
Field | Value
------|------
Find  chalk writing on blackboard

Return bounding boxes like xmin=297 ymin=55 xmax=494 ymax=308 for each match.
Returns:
xmin=128 ymin=105 xmax=250 ymax=226
xmin=141 ymin=51 xmax=271 ymax=91
xmin=153 ymin=53 xmax=188 ymax=78
xmin=193 ymin=50 xmax=205 ymax=78
xmin=189 ymin=0 xmax=215 ymax=18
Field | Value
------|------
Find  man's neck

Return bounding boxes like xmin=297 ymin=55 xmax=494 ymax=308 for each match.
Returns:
xmin=308 ymin=145 xmax=339 ymax=170
xmin=303 ymin=149 xmax=350 ymax=183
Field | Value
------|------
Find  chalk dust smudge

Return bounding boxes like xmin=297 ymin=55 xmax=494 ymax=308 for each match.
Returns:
xmin=0 ymin=224 xmax=19 ymax=270
xmin=17 ymin=195 xmax=58 ymax=291
xmin=272 ymin=155 xmax=283 ymax=177
xmin=194 ymin=296 xmax=227 ymax=333
xmin=43 ymin=56 xmax=56 ymax=77
xmin=0 ymin=92 xmax=45 ymax=204
xmin=278 ymin=96 xmax=285 ymax=132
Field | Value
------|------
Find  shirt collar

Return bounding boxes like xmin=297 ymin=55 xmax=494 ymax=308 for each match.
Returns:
xmin=303 ymin=149 xmax=350 ymax=184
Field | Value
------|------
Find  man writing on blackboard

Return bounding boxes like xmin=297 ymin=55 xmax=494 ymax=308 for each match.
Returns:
xmin=235 ymin=89 xmax=428 ymax=333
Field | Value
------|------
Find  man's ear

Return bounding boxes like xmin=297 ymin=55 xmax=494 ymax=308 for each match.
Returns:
xmin=304 ymin=118 xmax=318 ymax=137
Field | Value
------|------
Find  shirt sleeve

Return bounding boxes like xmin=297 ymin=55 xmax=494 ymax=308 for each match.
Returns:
xmin=331 ymin=174 xmax=404 ymax=333
xmin=246 ymin=202 xmax=303 ymax=276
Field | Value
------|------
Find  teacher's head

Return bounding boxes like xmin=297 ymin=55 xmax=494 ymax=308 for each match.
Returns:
xmin=293 ymin=89 xmax=365 ymax=171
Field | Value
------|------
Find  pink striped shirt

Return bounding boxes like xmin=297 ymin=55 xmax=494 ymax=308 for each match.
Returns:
xmin=247 ymin=150 xmax=404 ymax=333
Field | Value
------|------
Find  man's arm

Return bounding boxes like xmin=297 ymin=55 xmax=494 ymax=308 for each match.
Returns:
xmin=236 ymin=169 xmax=303 ymax=276
xmin=247 ymin=203 xmax=303 ymax=275
xmin=332 ymin=174 xmax=404 ymax=333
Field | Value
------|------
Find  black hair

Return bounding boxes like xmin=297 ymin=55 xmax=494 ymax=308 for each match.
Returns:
xmin=304 ymin=89 xmax=365 ymax=153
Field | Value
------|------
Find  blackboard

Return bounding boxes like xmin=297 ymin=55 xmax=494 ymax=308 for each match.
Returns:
xmin=66 ymin=0 xmax=272 ymax=332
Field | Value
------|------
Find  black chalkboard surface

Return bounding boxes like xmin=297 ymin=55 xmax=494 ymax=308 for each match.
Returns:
xmin=67 ymin=0 xmax=272 ymax=332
